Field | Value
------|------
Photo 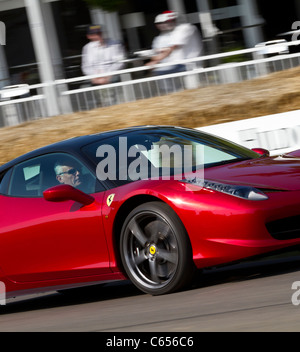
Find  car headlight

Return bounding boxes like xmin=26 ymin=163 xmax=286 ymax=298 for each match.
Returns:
xmin=181 ymin=178 xmax=268 ymax=201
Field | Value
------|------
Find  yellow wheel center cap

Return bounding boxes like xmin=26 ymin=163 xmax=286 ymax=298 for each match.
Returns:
xmin=149 ymin=245 xmax=156 ymax=255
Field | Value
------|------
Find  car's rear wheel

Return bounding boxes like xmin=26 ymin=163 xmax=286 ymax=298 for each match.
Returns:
xmin=120 ymin=202 xmax=195 ymax=295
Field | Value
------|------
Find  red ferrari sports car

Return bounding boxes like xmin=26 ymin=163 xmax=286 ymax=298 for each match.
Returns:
xmin=1 ymin=125 xmax=300 ymax=298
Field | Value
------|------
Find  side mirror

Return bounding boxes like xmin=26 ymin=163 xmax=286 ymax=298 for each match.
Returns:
xmin=43 ymin=185 xmax=94 ymax=206
xmin=251 ymin=148 xmax=270 ymax=157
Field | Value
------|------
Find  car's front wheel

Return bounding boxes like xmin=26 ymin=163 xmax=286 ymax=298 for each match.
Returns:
xmin=120 ymin=202 xmax=195 ymax=295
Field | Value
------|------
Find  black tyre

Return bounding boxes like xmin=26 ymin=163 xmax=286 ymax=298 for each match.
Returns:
xmin=120 ymin=202 xmax=195 ymax=295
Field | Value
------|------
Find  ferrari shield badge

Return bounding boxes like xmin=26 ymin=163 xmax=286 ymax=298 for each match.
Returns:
xmin=107 ymin=194 xmax=115 ymax=207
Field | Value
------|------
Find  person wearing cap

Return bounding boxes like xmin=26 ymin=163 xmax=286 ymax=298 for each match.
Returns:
xmin=81 ymin=25 xmax=126 ymax=85
xmin=147 ymin=11 xmax=203 ymax=77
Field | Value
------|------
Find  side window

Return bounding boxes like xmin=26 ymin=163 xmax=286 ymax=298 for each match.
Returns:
xmin=9 ymin=161 xmax=43 ymax=197
xmin=202 ymin=145 xmax=237 ymax=165
xmin=0 ymin=168 xmax=12 ymax=195
xmin=7 ymin=153 xmax=99 ymax=198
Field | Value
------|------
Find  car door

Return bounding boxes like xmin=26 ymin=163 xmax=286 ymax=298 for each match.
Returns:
xmin=0 ymin=152 xmax=111 ymax=283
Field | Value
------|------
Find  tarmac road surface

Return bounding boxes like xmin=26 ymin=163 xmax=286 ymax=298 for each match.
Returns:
xmin=1 ymin=255 xmax=300 ymax=332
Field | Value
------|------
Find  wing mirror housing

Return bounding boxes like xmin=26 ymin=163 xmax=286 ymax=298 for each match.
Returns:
xmin=251 ymin=148 xmax=270 ymax=157
xmin=43 ymin=185 xmax=94 ymax=206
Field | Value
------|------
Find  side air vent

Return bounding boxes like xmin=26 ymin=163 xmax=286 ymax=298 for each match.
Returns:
xmin=266 ymin=215 xmax=300 ymax=240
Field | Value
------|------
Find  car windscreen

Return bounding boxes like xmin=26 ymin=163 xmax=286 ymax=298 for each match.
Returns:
xmin=81 ymin=128 xmax=260 ymax=186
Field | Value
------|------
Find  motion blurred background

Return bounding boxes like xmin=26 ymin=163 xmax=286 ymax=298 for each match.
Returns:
xmin=0 ymin=0 xmax=300 ymax=163
xmin=2 ymin=0 xmax=298 ymax=86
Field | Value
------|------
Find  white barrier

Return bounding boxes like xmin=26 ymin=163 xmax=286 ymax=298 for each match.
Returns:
xmin=1 ymin=40 xmax=300 ymax=126
xmin=197 ymin=109 xmax=300 ymax=155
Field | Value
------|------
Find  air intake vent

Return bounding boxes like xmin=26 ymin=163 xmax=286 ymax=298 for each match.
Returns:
xmin=266 ymin=215 xmax=300 ymax=240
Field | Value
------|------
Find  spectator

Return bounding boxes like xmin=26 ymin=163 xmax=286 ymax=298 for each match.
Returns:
xmin=81 ymin=25 xmax=126 ymax=85
xmin=147 ymin=11 xmax=203 ymax=76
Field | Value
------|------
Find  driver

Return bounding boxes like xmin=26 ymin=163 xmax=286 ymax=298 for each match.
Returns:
xmin=54 ymin=161 xmax=82 ymax=188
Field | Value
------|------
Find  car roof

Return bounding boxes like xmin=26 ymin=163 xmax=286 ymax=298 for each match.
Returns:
xmin=0 ymin=125 xmax=190 ymax=172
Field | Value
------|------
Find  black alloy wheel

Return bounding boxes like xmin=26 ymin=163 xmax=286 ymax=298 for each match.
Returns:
xmin=120 ymin=202 xmax=195 ymax=295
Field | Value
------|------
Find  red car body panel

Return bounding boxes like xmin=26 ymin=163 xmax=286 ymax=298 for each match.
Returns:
xmin=204 ymin=156 xmax=300 ymax=191
xmin=102 ymin=174 xmax=300 ymax=272
xmin=0 ymin=193 xmax=119 ymax=295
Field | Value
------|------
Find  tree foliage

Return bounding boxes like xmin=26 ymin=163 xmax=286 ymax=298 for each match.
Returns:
xmin=83 ymin=0 xmax=126 ymax=12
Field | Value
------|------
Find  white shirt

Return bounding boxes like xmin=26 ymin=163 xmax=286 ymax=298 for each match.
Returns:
xmin=81 ymin=40 xmax=125 ymax=77
xmin=152 ymin=23 xmax=202 ymax=71
xmin=173 ymin=24 xmax=203 ymax=59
